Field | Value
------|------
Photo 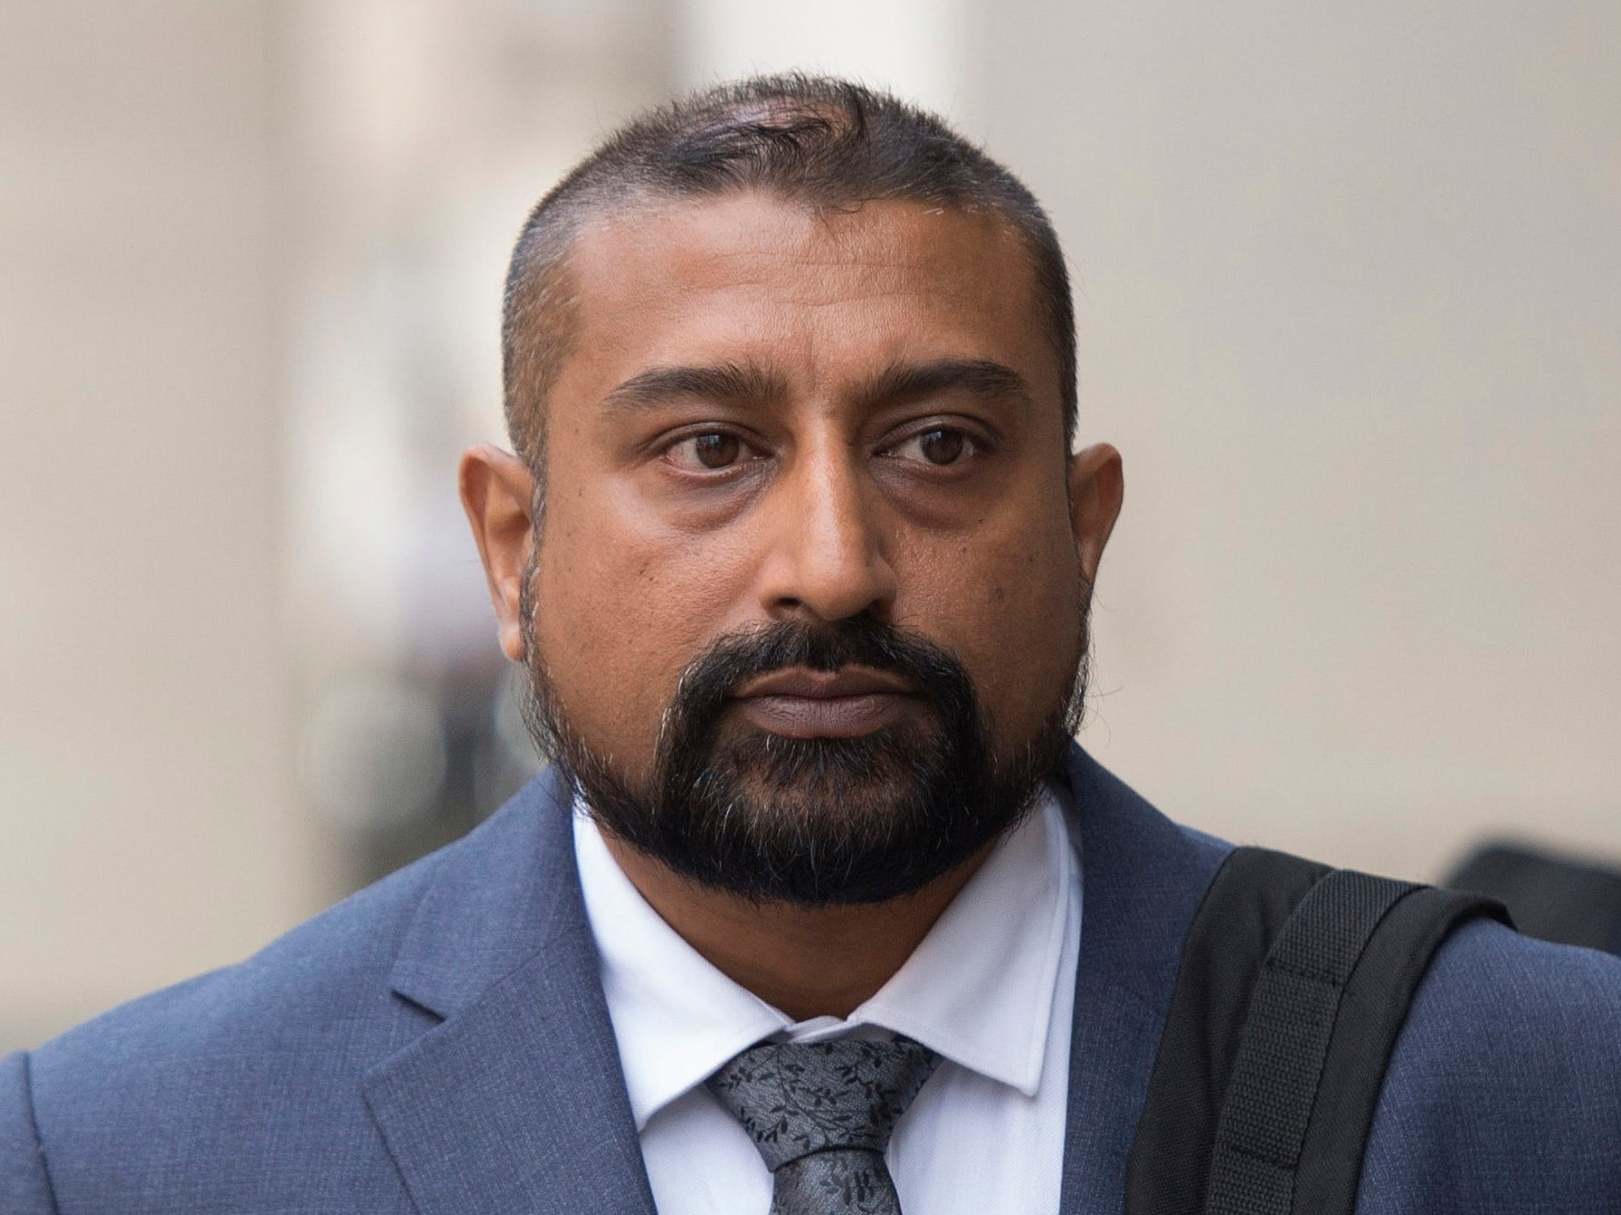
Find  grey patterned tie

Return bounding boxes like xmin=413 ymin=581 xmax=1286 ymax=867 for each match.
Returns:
xmin=705 ymin=1034 xmax=940 ymax=1214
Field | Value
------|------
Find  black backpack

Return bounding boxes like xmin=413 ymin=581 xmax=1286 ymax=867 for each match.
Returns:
xmin=1125 ymin=847 xmax=1511 ymax=1215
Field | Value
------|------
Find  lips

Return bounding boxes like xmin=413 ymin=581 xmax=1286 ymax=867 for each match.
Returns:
xmin=732 ymin=666 xmax=915 ymax=699
xmin=730 ymin=666 xmax=919 ymax=739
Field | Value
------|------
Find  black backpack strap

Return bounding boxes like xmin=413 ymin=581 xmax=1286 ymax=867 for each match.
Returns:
xmin=1203 ymin=868 xmax=1418 ymax=1213
xmin=1126 ymin=846 xmax=1510 ymax=1215
xmin=1284 ymin=883 xmax=1510 ymax=1212
xmin=1126 ymin=848 xmax=1330 ymax=1215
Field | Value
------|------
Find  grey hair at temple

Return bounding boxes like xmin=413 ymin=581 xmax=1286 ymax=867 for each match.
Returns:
xmin=499 ymin=72 xmax=1078 ymax=490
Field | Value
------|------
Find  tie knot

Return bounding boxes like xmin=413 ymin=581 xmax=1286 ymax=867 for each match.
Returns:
xmin=706 ymin=1034 xmax=941 ymax=1172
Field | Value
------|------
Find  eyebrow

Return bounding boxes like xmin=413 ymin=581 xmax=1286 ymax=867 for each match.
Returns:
xmin=598 ymin=356 xmax=1032 ymax=415
xmin=852 ymin=357 xmax=1033 ymax=413
xmin=601 ymin=361 xmax=789 ymax=412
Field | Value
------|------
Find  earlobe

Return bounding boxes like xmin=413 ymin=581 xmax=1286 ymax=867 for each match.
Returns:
xmin=458 ymin=445 xmax=538 ymax=664
xmin=1067 ymin=443 xmax=1125 ymax=585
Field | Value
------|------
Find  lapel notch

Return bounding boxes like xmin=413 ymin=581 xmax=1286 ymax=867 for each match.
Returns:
xmin=363 ymin=768 xmax=657 ymax=1215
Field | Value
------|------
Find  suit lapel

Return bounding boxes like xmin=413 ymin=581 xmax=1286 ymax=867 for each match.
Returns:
xmin=363 ymin=768 xmax=656 ymax=1215
xmin=1057 ymin=746 xmax=1232 ymax=1215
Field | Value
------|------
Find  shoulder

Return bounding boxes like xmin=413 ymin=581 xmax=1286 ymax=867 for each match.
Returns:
xmin=7 ymin=846 xmax=442 ymax=1207
xmin=31 ymin=835 xmax=443 ymax=1084
xmin=5 ymin=773 xmax=573 ymax=1213
xmin=1360 ymin=917 xmax=1621 ymax=1212
xmin=27 ymin=767 xmax=573 ymax=1084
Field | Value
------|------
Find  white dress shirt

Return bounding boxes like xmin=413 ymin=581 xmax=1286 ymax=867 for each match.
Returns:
xmin=573 ymin=784 xmax=1083 ymax=1215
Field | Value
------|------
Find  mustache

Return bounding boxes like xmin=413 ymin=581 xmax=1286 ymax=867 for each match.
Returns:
xmin=665 ymin=615 xmax=979 ymax=740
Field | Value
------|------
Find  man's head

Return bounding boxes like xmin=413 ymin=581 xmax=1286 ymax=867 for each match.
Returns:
xmin=461 ymin=74 xmax=1123 ymax=906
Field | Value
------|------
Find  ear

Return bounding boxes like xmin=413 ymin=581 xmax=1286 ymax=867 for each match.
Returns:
xmin=1066 ymin=443 xmax=1124 ymax=586
xmin=458 ymin=445 xmax=538 ymax=663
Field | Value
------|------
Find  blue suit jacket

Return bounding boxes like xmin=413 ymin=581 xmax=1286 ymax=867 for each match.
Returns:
xmin=4 ymin=745 xmax=1620 ymax=1213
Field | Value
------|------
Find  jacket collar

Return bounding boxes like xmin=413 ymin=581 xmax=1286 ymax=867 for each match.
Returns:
xmin=1056 ymin=744 xmax=1231 ymax=1213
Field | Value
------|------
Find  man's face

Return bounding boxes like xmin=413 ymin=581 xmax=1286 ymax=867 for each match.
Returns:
xmin=467 ymin=191 xmax=1122 ymax=903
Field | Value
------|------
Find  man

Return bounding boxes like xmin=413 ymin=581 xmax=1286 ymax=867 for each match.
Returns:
xmin=3 ymin=74 xmax=1618 ymax=1214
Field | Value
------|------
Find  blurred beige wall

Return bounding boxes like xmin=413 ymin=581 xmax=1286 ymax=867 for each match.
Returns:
xmin=3 ymin=2 xmax=1618 ymax=1052
xmin=961 ymin=1 xmax=1621 ymax=877
xmin=0 ymin=2 xmax=331 ymax=1050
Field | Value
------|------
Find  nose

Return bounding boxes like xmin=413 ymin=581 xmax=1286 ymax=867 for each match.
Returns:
xmin=754 ymin=442 xmax=898 ymax=624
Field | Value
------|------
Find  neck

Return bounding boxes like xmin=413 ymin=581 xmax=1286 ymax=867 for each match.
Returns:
xmin=599 ymin=834 xmax=993 ymax=1021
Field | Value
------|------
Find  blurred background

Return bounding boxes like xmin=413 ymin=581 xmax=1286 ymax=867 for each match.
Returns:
xmin=3 ymin=0 xmax=1618 ymax=1050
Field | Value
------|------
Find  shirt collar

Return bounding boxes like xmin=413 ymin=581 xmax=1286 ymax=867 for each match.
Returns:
xmin=839 ymin=787 xmax=1075 ymax=1096
xmin=573 ymin=785 xmax=1078 ymax=1129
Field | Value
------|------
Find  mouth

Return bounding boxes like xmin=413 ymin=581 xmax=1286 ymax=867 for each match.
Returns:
xmin=729 ymin=666 xmax=920 ymax=739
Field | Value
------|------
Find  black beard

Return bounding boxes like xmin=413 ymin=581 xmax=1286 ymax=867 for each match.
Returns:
xmin=520 ymin=604 xmax=1086 ymax=906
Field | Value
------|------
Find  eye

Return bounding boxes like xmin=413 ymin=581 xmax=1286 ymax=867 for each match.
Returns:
xmin=665 ymin=431 xmax=749 ymax=472
xmin=886 ymin=426 xmax=978 ymax=467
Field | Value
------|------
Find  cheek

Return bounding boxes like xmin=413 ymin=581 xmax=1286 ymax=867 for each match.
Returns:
xmin=904 ymin=511 xmax=1084 ymax=739
xmin=528 ymin=483 xmax=753 ymax=768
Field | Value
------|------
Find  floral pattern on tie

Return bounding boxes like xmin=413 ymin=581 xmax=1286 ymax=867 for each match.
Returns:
xmin=706 ymin=1034 xmax=941 ymax=1214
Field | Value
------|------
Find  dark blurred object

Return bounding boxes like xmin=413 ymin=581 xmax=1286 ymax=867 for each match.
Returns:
xmin=298 ymin=662 xmax=542 ymax=891
xmin=1445 ymin=842 xmax=1621 ymax=956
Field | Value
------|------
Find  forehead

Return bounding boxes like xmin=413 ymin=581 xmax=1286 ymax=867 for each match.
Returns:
xmin=551 ymin=191 xmax=1056 ymax=405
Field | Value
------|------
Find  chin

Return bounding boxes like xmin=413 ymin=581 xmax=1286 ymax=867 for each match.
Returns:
xmin=716 ymin=726 xmax=926 ymax=799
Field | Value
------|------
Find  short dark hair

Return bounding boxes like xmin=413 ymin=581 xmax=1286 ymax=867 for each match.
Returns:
xmin=500 ymin=73 xmax=1077 ymax=477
